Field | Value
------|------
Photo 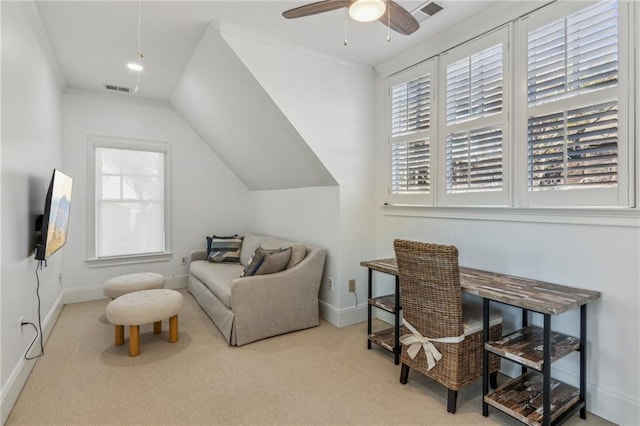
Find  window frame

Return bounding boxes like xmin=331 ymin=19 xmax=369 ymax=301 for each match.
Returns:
xmin=87 ymin=135 xmax=172 ymax=267
xmin=437 ymin=26 xmax=511 ymax=207
xmin=515 ymin=0 xmax=633 ymax=208
xmin=383 ymin=0 xmax=635 ymax=211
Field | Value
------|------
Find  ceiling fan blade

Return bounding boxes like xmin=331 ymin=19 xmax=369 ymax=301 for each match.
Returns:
xmin=283 ymin=1 xmax=348 ymax=19
xmin=379 ymin=1 xmax=420 ymax=35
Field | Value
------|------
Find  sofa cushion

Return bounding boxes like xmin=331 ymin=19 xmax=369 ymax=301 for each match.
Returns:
xmin=207 ymin=236 xmax=243 ymax=263
xmin=190 ymin=260 xmax=244 ymax=308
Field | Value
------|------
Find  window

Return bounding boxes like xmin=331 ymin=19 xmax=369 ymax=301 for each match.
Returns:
xmin=439 ymin=27 xmax=510 ymax=206
xmin=388 ymin=59 xmax=434 ymax=204
xmin=88 ymin=137 xmax=171 ymax=263
xmin=384 ymin=0 xmax=633 ymax=210
xmin=522 ymin=0 xmax=629 ymax=207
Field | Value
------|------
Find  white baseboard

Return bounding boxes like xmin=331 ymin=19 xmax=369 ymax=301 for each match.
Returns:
xmin=319 ymin=300 xmax=367 ymax=328
xmin=551 ymin=365 xmax=639 ymax=425
xmin=63 ymin=274 xmax=189 ymax=304
xmin=1 ymin=290 xmax=64 ymax=425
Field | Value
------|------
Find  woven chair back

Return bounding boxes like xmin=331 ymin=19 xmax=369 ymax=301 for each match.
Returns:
xmin=393 ymin=239 xmax=464 ymax=339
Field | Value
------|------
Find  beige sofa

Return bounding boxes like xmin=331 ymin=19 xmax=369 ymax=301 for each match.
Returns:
xmin=188 ymin=233 xmax=327 ymax=346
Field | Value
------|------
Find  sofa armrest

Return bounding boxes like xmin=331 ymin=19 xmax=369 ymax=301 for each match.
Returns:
xmin=230 ymin=246 xmax=327 ymax=346
xmin=189 ymin=250 xmax=208 ymax=264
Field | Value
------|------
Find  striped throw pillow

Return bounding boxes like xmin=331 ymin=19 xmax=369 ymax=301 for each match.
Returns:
xmin=207 ymin=236 xmax=243 ymax=263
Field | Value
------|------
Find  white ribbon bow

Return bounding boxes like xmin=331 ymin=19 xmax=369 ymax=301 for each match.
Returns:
xmin=400 ymin=318 xmax=465 ymax=370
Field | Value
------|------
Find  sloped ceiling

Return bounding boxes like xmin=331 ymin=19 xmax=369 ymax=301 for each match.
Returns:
xmin=170 ymin=22 xmax=336 ymax=191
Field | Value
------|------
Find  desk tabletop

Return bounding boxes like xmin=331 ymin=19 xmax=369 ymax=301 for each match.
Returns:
xmin=360 ymin=258 xmax=601 ymax=316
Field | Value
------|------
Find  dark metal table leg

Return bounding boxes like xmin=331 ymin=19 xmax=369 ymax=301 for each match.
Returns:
xmin=522 ymin=308 xmax=528 ymax=376
xmin=394 ymin=275 xmax=400 ymax=365
xmin=367 ymin=268 xmax=372 ymax=349
xmin=482 ymin=297 xmax=490 ymax=417
xmin=543 ymin=314 xmax=551 ymax=426
xmin=580 ymin=304 xmax=587 ymax=419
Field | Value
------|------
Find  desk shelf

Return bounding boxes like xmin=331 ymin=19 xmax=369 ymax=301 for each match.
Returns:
xmin=361 ymin=259 xmax=402 ymax=365
xmin=368 ymin=326 xmax=403 ymax=352
xmin=485 ymin=372 xmax=580 ymax=426
xmin=368 ymin=294 xmax=398 ymax=314
xmin=485 ymin=326 xmax=580 ymax=371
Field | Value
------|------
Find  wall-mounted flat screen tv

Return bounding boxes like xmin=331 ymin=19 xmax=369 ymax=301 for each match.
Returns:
xmin=35 ymin=169 xmax=73 ymax=261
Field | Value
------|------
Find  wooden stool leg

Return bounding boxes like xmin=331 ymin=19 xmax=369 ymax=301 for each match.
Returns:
xmin=169 ymin=315 xmax=178 ymax=343
xmin=129 ymin=325 xmax=140 ymax=357
xmin=154 ymin=321 xmax=162 ymax=334
xmin=115 ymin=325 xmax=124 ymax=345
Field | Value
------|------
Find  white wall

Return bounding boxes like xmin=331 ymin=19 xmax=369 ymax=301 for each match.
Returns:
xmin=1 ymin=3 xmax=66 ymax=422
xmin=61 ymin=92 xmax=251 ymax=302
xmin=171 ymin=23 xmax=336 ymax=191
xmin=221 ymin=24 xmax=377 ymax=324
xmin=247 ymin=186 xmax=340 ymax=301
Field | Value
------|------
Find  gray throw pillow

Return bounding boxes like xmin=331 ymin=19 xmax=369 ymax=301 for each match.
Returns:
xmin=242 ymin=247 xmax=292 ymax=277
xmin=255 ymin=247 xmax=292 ymax=275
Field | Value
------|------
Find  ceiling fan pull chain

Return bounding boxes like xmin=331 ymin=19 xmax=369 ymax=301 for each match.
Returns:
xmin=343 ymin=2 xmax=349 ymax=46
xmin=387 ymin=0 xmax=391 ymax=42
xmin=134 ymin=0 xmax=143 ymax=93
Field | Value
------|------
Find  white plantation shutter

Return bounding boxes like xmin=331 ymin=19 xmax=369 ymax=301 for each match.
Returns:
xmin=447 ymin=44 xmax=503 ymax=124
xmin=392 ymin=74 xmax=430 ymax=136
xmin=391 ymin=139 xmax=430 ymax=194
xmin=525 ymin=0 xmax=627 ymax=206
xmin=527 ymin=1 xmax=618 ymax=106
xmin=447 ymin=126 xmax=503 ymax=192
xmin=389 ymin=60 xmax=434 ymax=203
xmin=528 ymin=102 xmax=618 ymax=189
xmin=440 ymin=27 xmax=509 ymax=205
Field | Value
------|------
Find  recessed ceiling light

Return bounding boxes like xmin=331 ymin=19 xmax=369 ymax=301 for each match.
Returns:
xmin=127 ymin=62 xmax=143 ymax=72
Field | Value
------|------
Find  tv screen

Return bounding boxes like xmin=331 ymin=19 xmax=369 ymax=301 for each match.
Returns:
xmin=35 ymin=169 xmax=73 ymax=261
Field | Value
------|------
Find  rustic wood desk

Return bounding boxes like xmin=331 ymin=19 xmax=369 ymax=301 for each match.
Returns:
xmin=360 ymin=258 xmax=601 ymax=426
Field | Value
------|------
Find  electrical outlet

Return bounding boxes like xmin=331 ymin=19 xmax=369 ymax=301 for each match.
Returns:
xmin=18 ymin=316 xmax=23 ymax=338
xmin=181 ymin=256 xmax=187 ymax=265
xmin=328 ymin=277 xmax=334 ymax=291
xmin=348 ymin=279 xmax=356 ymax=293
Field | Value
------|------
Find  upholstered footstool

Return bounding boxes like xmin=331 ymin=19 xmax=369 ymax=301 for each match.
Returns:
xmin=103 ymin=272 xmax=165 ymax=299
xmin=105 ymin=289 xmax=184 ymax=357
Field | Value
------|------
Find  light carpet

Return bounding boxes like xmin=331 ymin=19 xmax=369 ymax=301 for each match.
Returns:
xmin=7 ymin=289 xmax=613 ymax=425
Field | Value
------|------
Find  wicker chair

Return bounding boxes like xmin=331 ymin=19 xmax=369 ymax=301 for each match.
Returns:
xmin=393 ymin=239 xmax=503 ymax=414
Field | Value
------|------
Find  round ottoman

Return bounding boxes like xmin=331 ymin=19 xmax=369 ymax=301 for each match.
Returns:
xmin=106 ymin=289 xmax=184 ymax=356
xmin=103 ymin=272 xmax=165 ymax=299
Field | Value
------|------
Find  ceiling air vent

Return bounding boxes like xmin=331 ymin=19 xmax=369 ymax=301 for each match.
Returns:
xmin=104 ymin=84 xmax=131 ymax=93
xmin=412 ymin=2 xmax=443 ymax=23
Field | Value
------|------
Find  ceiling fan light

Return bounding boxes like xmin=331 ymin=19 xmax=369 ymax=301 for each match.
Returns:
xmin=127 ymin=62 xmax=143 ymax=72
xmin=349 ymin=0 xmax=386 ymax=23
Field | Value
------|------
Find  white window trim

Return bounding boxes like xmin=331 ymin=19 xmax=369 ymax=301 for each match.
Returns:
xmin=515 ymin=0 xmax=634 ymax=208
xmin=387 ymin=58 xmax=436 ymax=205
xmin=86 ymin=135 xmax=172 ymax=266
xmin=437 ymin=25 xmax=511 ymax=207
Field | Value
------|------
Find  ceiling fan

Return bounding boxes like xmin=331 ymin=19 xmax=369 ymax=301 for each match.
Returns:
xmin=282 ymin=0 xmax=420 ymax=36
